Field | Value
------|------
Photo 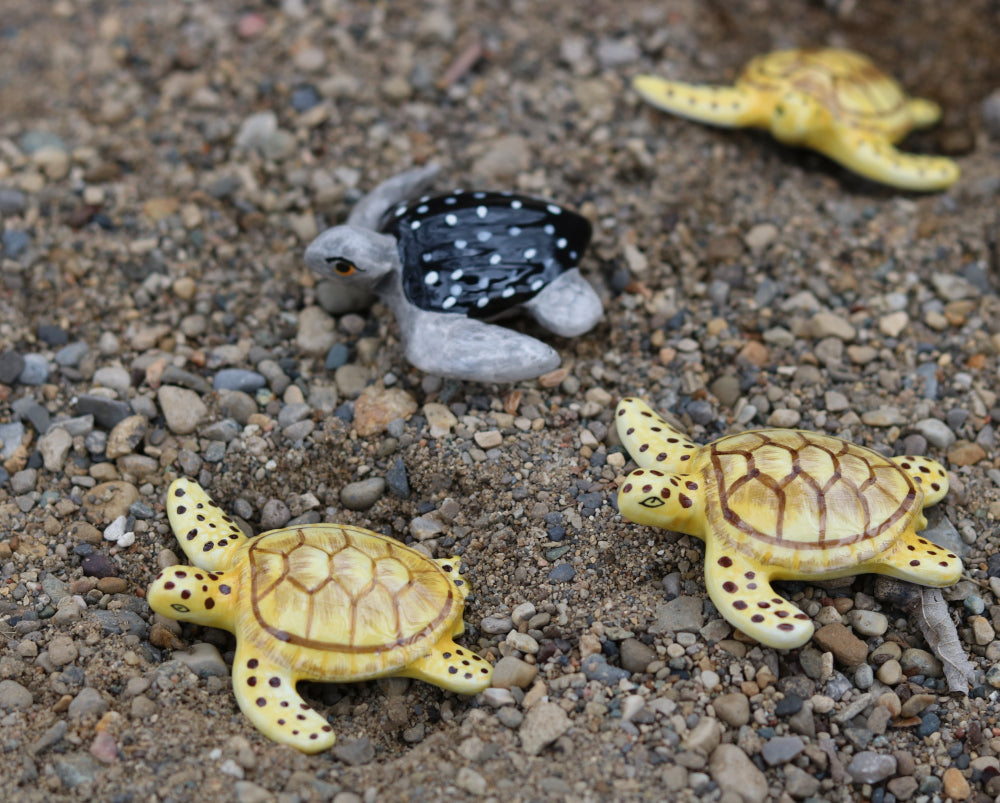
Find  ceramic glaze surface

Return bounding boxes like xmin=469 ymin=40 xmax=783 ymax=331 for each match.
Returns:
xmin=633 ymin=48 xmax=960 ymax=191
xmin=615 ymin=398 xmax=962 ymax=648
xmin=379 ymin=190 xmax=591 ymax=319
xmin=147 ymin=478 xmax=491 ymax=753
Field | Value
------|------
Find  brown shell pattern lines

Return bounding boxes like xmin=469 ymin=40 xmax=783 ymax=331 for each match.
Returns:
xmin=248 ymin=528 xmax=454 ymax=654
xmin=712 ymin=431 xmax=917 ymax=549
xmin=745 ymin=50 xmax=905 ymax=122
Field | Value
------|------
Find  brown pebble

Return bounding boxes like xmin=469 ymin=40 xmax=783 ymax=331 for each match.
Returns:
xmin=899 ymin=693 xmax=936 ymax=719
xmin=353 ymin=385 xmax=418 ymax=437
xmin=53 ymin=694 xmax=73 ymax=714
xmin=946 ymin=441 xmax=986 ymax=466
xmin=69 ymin=577 xmax=98 ymax=595
xmin=942 ymin=767 xmax=971 ymax=800
xmin=150 ymin=623 xmax=185 ymax=651
xmin=812 ymin=623 xmax=868 ymax=667
xmin=96 ymin=577 xmax=128 ymax=594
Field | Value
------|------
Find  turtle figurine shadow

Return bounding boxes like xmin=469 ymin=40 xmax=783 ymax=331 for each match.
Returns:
xmin=633 ymin=48 xmax=960 ymax=191
xmin=304 ymin=164 xmax=603 ymax=382
xmin=147 ymin=478 xmax=492 ymax=753
xmin=614 ymin=398 xmax=963 ymax=649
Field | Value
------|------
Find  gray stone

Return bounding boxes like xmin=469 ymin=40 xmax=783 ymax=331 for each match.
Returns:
xmin=899 ymin=647 xmax=943 ymax=677
xmin=846 ymin=609 xmax=888 ymax=637
xmin=480 ymin=615 xmax=514 ymax=635
xmin=386 ymin=456 xmax=410 ymax=499
xmin=491 ymin=656 xmax=537 ymax=689
xmin=0 ymin=421 xmax=26 ymax=460
xmin=218 ymin=390 xmax=258 ymax=425
xmin=18 ymin=353 xmax=50 ymax=385
xmin=920 ymin=516 xmax=968 ymax=557
xmin=713 ymin=692 xmax=750 ymax=727
xmin=89 ymin=608 xmax=148 ymax=637
xmin=214 ymin=369 xmax=267 ymax=392
xmin=784 ymin=765 xmax=821 ymax=799
xmin=409 ymin=514 xmax=443 ymax=541
xmin=68 ymin=687 xmax=109 ymax=719
xmin=709 ymin=744 xmax=769 ymax=803
xmin=581 ymin=653 xmax=629 ymax=685
xmin=519 ymin=702 xmax=571 ymax=756
xmin=157 ymin=385 xmax=207 ymax=435
xmin=913 ymin=418 xmax=955 ymax=449
xmin=48 ymin=634 xmax=79 ymax=667
xmin=340 ymin=477 xmax=386 ymax=511
xmin=619 ymin=638 xmax=656 ymax=674
xmin=38 ymin=427 xmax=72 ymax=471
xmin=172 ymin=643 xmax=228 ymax=678
xmin=333 ymin=736 xmax=374 ymax=766
xmin=761 ymin=735 xmax=805 ymax=766
xmin=847 ymin=751 xmax=896 ymax=784
xmin=260 ymin=499 xmax=291 ymax=530
xmin=53 ymin=753 xmax=102 ymax=789
xmin=74 ymin=395 xmax=132 ymax=429
xmin=31 ymin=720 xmax=67 ymax=755
xmin=0 ymin=679 xmax=33 ymax=710
xmin=548 ymin=563 xmax=576 ymax=583
xmin=650 ymin=595 xmax=704 ymax=634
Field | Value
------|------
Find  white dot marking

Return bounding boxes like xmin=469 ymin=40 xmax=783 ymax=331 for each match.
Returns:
xmin=490 ymin=254 xmax=502 ymax=265
xmin=502 ymin=287 xmax=515 ymax=298
xmin=547 ymin=204 xmax=562 ymax=215
xmin=450 ymin=284 xmax=462 ymax=296
xmin=508 ymin=226 xmax=522 ymax=236
xmin=556 ymin=238 xmax=568 ymax=249
xmin=531 ymin=279 xmax=544 ymax=291
xmin=455 ymin=239 xmax=468 ymax=249
xmin=424 ymin=271 xmax=440 ymax=285
xmin=477 ymin=297 xmax=489 ymax=308
xmin=477 ymin=230 xmax=492 ymax=242
xmin=442 ymin=296 xmax=457 ymax=309
xmin=476 ymin=206 xmax=487 ymax=218
xmin=444 ymin=196 xmax=457 ymax=205
xmin=416 ymin=205 xmax=429 ymax=214
xmin=394 ymin=205 xmax=407 ymax=217
xmin=445 ymin=214 xmax=457 ymax=226
xmin=523 ymin=248 xmax=537 ymax=260
xmin=510 ymin=200 xmax=522 ymax=209
xmin=410 ymin=220 xmax=421 ymax=230
xmin=450 ymin=269 xmax=463 ymax=280
xmin=473 ymin=192 xmax=486 ymax=199
xmin=544 ymin=224 xmax=555 ymax=235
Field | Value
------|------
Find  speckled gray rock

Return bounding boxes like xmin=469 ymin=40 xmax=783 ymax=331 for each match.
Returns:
xmin=172 ymin=643 xmax=229 ymax=678
xmin=68 ymin=687 xmax=109 ymax=719
xmin=709 ymin=744 xmax=768 ymax=803
xmin=761 ymin=735 xmax=805 ymax=765
xmin=519 ymin=702 xmax=571 ymax=756
xmin=650 ymin=595 xmax=704 ymax=634
xmin=157 ymin=386 xmax=207 ymax=435
xmin=581 ymin=653 xmax=629 ymax=685
xmin=38 ymin=427 xmax=72 ymax=471
xmin=847 ymin=751 xmax=896 ymax=784
xmin=620 ymin=638 xmax=656 ymax=674
xmin=491 ymin=656 xmax=538 ymax=689
xmin=0 ymin=680 xmax=33 ymax=710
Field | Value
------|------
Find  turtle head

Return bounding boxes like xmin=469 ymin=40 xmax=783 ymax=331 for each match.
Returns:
xmin=617 ymin=468 xmax=707 ymax=540
xmin=147 ymin=565 xmax=237 ymax=630
xmin=304 ymin=225 xmax=400 ymax=290
xmin=770 ymin=89 xmax=827 ymax=144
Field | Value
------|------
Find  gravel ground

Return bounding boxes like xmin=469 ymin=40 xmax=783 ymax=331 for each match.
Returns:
xmin=2 ymin=1 xmax=1000 ymax=802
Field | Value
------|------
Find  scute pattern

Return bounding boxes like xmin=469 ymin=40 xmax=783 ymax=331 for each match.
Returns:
xmin=711 ymin=430 xmax=917 ymax=548
xmin=249 ymin=529 xmax=454 ymax=652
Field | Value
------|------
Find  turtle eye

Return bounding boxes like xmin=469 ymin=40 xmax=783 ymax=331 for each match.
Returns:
xmin=172 ymin=603 xmax=191 ymax=613
xmin=326 ymin=257 xmax=357 ymax=276
xmin=639 ymin=497 xmax=665 ymax=509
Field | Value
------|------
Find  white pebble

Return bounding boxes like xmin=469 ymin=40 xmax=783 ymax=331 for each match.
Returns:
xmin=103 ymin=515 xmax=128 ymax=542
xmin=117 ymin=531 xmax=136 ymax=548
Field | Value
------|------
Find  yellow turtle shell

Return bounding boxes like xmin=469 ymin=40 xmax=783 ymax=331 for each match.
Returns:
xmin=616 ymin=398 xmax=962 ymax=649
xmin=244 ymin=525 xmax=464 ymax=679
xmin=633 ymin=48 xmax=960 ymax=190
xmin=148 ymin=479 xmax=492 ymax=753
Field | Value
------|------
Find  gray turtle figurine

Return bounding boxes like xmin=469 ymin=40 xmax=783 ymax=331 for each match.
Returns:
xmin=304 ymin=165 xmax=603 ymax=383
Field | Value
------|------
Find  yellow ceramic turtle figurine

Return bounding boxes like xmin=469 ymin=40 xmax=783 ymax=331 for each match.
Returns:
xmin=148 ymin=478 xmax=492 ymax=753
xmin=615 ymin=398 xmax=962 ymax=649
xmin=633 ymin=48 xmax=960 ymax=191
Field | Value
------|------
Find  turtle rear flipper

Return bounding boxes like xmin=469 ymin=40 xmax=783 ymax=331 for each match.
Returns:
xmin=811 ymin=130 xmax=959 ymax=192
xmin=522 ymin=268 xmax=602 ymax=338
xmin=892 ymin=455 xmax=949 ymax=507
xmin=874 ymin=530 xmax=962 ymax=587
xmin=632 ymin=75 xmax=766 ymax=128
xmin=232 ymin=644 xmax=335 ymax=753
xmin=704 ymin=541 xmax=814 ymax=649
xmin=398 ymin=639 xmax=492 ymax=694
xmin=167 ymin=478 xmax=248 ymax=572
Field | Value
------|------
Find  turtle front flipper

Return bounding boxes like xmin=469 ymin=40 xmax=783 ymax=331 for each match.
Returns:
xmin=632 ymin=75 xmax=766 ymax=128
xmin=231 ymin=643 xmax=335 ymax=753
xmin=615 ymin=398 xmax=700 ymax=472
xmin=347 ymin=163 xmax=441 ymax=230
xmin=167 ymin=478 xmax=249 ymax=572
xmin=703 ymin=540 xmax=814 ymax=649
xmin=893 ymin=455 xmax=949 ymax=507
xmin=401 ymin=310 xmax=560 ymax=383
xmin=872 ymin=529 xmax=962 ymax=587
xmin=810 ymin=129 xmax=959 ymax=191
xmin=397 ymin=639 xmax=492 ymax=694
